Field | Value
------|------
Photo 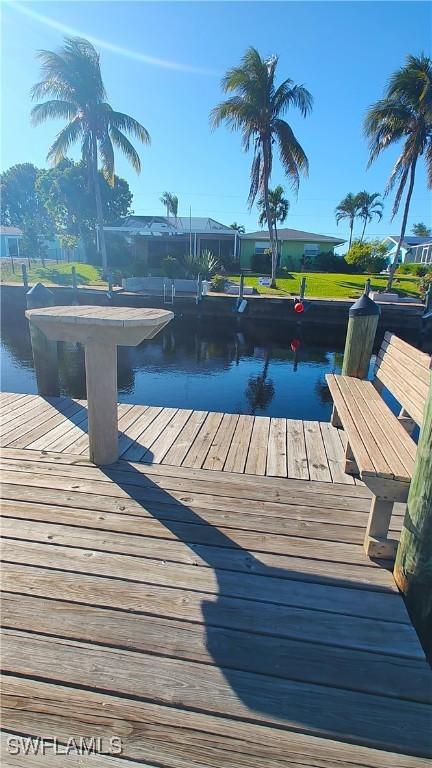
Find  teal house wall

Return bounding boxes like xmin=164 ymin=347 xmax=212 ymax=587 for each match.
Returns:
xmin=240 ymin=229 xmax=345 ymax=270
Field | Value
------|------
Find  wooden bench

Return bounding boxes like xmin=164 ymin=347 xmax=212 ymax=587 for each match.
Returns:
xmin=326 ymin=332 xmax=431 ymax=559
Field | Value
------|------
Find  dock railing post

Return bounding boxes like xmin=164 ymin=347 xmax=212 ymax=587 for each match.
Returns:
xmin=341 ymin=291 xmax=380 ymax=378
xmin=425 ymin=283 xmax=432 ymax=313
xmin=300 ymin=276 xmax=306 ymax=301
xmin=71 ymin=266 xmax=79 ymax=304
xmin=364 ymin=278 xmax=371 ymax=296
xmin=26 ymin=283 xmax=60 ymax=397
xmin=22 ymin=264 xmax=29 ymax=292
xmin=394 ymin=368 xmax=432 ymax=660
xmin=239 ymin=272 xmax=245 ymax=301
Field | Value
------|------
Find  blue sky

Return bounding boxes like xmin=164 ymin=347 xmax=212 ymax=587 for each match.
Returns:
xmin=1 ymin=1 xmax=431 ymax=246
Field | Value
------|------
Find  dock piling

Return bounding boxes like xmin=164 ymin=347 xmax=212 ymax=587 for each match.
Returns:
xmin=26 ymin=283 xmax=60 ymax=397
xmin=341 ymin=291 xmax=380 ymax=378
xmin=22 ymin=264 xmax=29 ymax=291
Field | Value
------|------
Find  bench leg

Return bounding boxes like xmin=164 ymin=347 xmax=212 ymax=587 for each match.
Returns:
xmin=331 ymin=405 xmax=342 ymax=428
xmin=364 ymin=496 xmax=398 ymax=560
xmin=398 ymin=407 xmax=416 ymax=435
xmin=344 ymin=443 xmax=358 ymax=476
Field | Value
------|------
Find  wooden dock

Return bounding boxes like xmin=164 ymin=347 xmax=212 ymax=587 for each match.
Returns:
xmin=1 ymin=392 xmax=431 ymax=766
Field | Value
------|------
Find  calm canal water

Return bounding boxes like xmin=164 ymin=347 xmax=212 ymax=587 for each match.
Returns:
xmin=0 ymin=302 xmax=404 ymax=421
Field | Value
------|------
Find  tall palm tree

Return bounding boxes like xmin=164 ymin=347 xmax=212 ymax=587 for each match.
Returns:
xmin=31 ymin=36 xmax=150 ymax=273
xmin=335 ymin=193 xmax=360 ymax=250
xmin=210 ymin=47 xmax=312 ymax=287
xmin=364 ymin=53 xmax=432 ymax=290
xmin=356 ymin=191 xmax=384 ymax=241
xmin=258 ymin=184 xmax=290 ymax=262
xmin=160 ymin=191 xmax=178 ymax=219
xmin=229 ymin=222 xmax=245 ymax=234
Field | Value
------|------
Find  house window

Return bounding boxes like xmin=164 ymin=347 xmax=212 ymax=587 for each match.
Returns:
xmin=254 ymin=241 xmax=271 ymax=254
xmin=304 ymin=243 xmax=319 ymax=256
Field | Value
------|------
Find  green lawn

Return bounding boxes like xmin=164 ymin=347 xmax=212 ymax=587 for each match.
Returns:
xmin=0 ymin=260 xmax=104 ymax=286
xmin=227 ymin=272 xmax=422 ymax=299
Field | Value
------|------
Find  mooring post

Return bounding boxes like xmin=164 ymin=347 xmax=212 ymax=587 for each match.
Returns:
xmin=300 ymin=277 xmax=306 ymax=301
xmin=341 ymin=291 xmax=380 ymax=378
xmin=71 ymin=266 xmax=79 ymax=304
xmin=239 ymin=272 xmax=245 ymax=301
xmin=425 ymin=283 xmax=432 ymax=313
xmin=394 ymin=369 xmax=432 ymax=659
xmin=26 ymin=283 xmax=60 ymax=397
xmin=364 ymin=278 xmax=371 ymax=296
xmin=22 ymin=264 xmax=29 ymax=291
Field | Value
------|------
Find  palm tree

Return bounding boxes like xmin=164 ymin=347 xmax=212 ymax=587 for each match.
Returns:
xmin=335 ymin=193 xmax=360 ymax=250
xmin=412 ymin=222 xmax=431 ymax=236
xmin=356 ymin=191 xmax=384 ymax=241
xmin=160 ymin=191 xmax=178 ymax=219
xmin=258 ymin=184 xmax=289 ymax=263
xmin=364 ymin=53 xmax=432 ymax=290
xmin=211 ymin=47 xmax=312 ymax=287
xmin=229 ymin=222 xmax=245 ymax=234
xmin=31 ymin=37 xmax=150 ymax=274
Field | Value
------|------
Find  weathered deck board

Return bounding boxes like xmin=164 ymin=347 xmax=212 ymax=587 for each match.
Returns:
xmin=1 ymin=393 xmax=360 ymax=483
xmin=1 ymin=447 xmax=431 ymax=763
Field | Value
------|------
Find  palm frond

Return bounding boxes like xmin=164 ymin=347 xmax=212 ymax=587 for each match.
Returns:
xmin=31 ymin=100 xmax=77 ymax=126
xmin=46 ymin=119 xmax=83 ymax=165
xmin=109 ymin=126 xmax=141 ymax=173
xmin=247 ymin=143 xmax=262 ymax=208
xmin=274 ymin=119 xmax=308 ymax=193
xmin=108 ymin=110 xmax=150 ymax=144
xmin=273 ymin=81 xmax=313 ymax=118
xmin=99 ymin=131 xmax=115 ymax=184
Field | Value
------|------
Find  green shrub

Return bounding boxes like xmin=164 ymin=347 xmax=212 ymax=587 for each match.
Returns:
xmin=345 ymin=239 xmax=388 ymax=274
xmin=210 ymin=275 xmax=228 ymax=292
xmin=397 ymin=262 xmax=431 ymax=277
xmin=251 ymin=251 xmax=271 ymax=273
xmin=162 ymin=255 xmax=183 ymax=279
xmin=419 ymin=273 xmax=432 ymax=299
xmin=314 ymin=251 xmax=350 ymax=273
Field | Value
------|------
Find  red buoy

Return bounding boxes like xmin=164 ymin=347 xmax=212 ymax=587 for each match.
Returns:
xmin=294 ymin=300 xmax=304 ymax=313
xmin=290 ymin=338 xmax=301 ymax=352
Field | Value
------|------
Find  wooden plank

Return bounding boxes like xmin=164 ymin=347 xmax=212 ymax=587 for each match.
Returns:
xmin=0 ymin=503 xmax=398 ymax=590
xmin=0 ymin=397 xmax=75 ymax=439
xmin=163 ymin=410 xmax=208 ymax=466
xmin=304 ymin=421 xmax=332 ymax=482
xmin=0 ymin=732 xmax=144 ymax=768
xmin=0 ymin=392 xmax=28 ymax=409
xmin=3 ymin=560 xmax=416 ymax=654
xmin=117 ymin=405 xmax=159 ymax=456
xmin=326 ymin=375 xmax=377 ymax=475
xmin=384 ymin=332 xmax=431 ymax=371
xmin=1 ymin=446 xmax=372 ymax=499
xmin=28 ymin=408 xmax=89 ymax=451
xmin=0 ymin=528 xmax=405 ymax=621
xmin=0 ymin=396 xmax=45 ymax=429
xmin=122 ymin=407 xmax=177 ymax=462
xmin=3 ymin=401 xmax=85 ymax=449
xmin=182 ymin=411 xmax=224 ymax=469
xmin=3 ymin=677 xmax=430 ymax=768
xmin=244 ymin=416 xmax=269 ymax=476
xmin=203 ymin=413 xmax=239 ymax=471
xmin=266 ymin=418 xmax=287 ymax=477
xmin=320 ymin=422 xmax=355 ymax=485
xmin=375 ymin=358 xmax=425 ymax=426
xmin=70 ymin=403 xmax=136 ymax=455
xmin=378 ymin=341 xmax=430 ymax=392
xmin=2 ymin=593 xmax=429 ymax=702
xmin=223 ymin=414 xmax=254 ymax=473
xmin=3 ymin=630 xmax=430 ymax=754
xmin=144 ymin=408 xmax=193 ymax=464
xmin=286 ymin=419 xmax=309 ymax=480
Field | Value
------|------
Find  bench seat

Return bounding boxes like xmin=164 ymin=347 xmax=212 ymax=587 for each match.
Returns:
xmin=326 ymin=374 xmax=416 ymax=483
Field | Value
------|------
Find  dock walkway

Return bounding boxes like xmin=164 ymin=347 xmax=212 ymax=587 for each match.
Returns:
xmin=1 ymin=392 xmax=431 ymax=766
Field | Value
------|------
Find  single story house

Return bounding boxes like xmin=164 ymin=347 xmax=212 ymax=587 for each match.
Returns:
xmin=0 ymin=225 xmax=85 ymax=262
xmin=240 ymin=228 xmax=346 ymax=270
xmin=104 ymin=216 xmax=240 ymax=266
xmin=0 ymin=226 xmax=22 ymax=258
xmin=381 ymin=235 xmax=432 ymax=265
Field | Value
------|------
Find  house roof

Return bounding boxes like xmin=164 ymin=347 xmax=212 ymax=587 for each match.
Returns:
xmin=243 ymin=227 xmax=345 ymax=244
xmin=0 ymin=225 xmax=22 ymax=236
xmin=105 ymin=215 xmax=235 ymax=236
xmin=385 ymin=235 xmax=432 ymax=249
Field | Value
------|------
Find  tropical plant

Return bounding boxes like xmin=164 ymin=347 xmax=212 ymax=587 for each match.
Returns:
xmin=364 ymin=53 xmax=432 ymax=290
xmin=31 ymin=36 xmax=150 ymax=272
xmin=160 ymin=192 xmax=178 ymax=219
xmin=210 ymin=47 xmax=312 ymax=287
xmin=258 ymin=185 xmax=289 ymax=261
xmin=345 ymin=239 xmax=388 ymax=274
xmin=334 ymin=193 xmax=361 ymax=249
xmin=161 ymin=255 xmax=183 ymax=279
xmin=356 ymin=191 xmax=384 ymax=240
xmin=183 ymin=249 xmax=219 ymax=279
xmin=229 ymin=222 xmax=245 ymax=234
xmin=412 ymin=222 xmax=431 ymax=236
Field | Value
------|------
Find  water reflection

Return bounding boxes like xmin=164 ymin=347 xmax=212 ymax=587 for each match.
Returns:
xmin=0 ymin=301 xmax=361 ymax=420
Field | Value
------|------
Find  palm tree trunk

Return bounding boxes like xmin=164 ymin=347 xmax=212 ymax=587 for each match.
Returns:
xmin=360 ymin=217 xmax=367 ymax=242
xmin=262 ymin=140 xmax=277 ymax=287
xmin=348 ymin=219 xmax=354 ymax=250
xmin=275 ymin=222 xmax=279 ymax=269
xmin=91 ymin=133 xmax=108 ymax=274
xmin=387 ymin=158 xmax=417 ymax=292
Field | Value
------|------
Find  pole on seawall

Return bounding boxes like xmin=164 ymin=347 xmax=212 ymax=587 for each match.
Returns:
xmin=71 ymin=265 xmax=79 ymax=304
xmin=26 ymin=282 xmax=60 ymax=397
xmin=22 ymin=264 xmax=29 ymax=291
xmin=394 ymin=368 xmax=432 ymax=660
xmin=300 ymin=277 xmax=306 ymax=301
xmin=364 ymin=278 xmax=371 ymax=296
xmin=239 ymin=272 xmax=245 ymax=301
xmin=342 ymin=291 xmax=380 ymax=378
